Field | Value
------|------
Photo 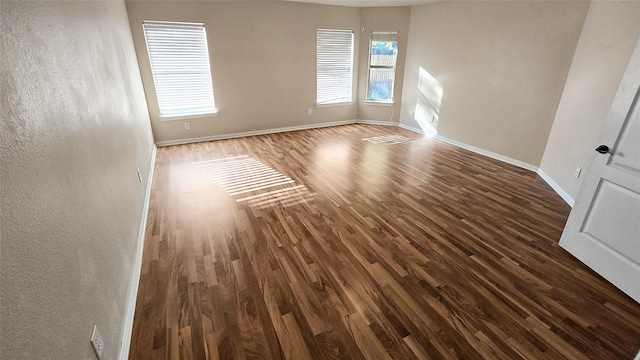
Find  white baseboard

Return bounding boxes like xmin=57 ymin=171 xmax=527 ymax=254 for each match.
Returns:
xmin=434 ymin=135 xmax=538 ymax=172
xmin=356 ymin=119 xmax=398 ymax=126
xmin=155 ymin=120 xmax=357 ymax=147
xmin=155 ymin=120 xmax=573 ymax=208
xmin=430 ymin=134 xmax=573 ymax=205
xmin=398 ymin=123 xmax=539 ymax=174
xmin=398 ymin=122 xmax=425 ymax=134
xmin=537 ymin=168 xmax=575 ymax=207
xmin=119 ymin=145 xmax=157 ymax=360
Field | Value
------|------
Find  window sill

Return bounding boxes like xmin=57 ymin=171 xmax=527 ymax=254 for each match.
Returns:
xmin=316 ymin=101 xmax=353 ymax=108
xmin=364 ymin=101 xmax=394 ymax=107
xmin=160 ymin=111 xmax=218 ymax=121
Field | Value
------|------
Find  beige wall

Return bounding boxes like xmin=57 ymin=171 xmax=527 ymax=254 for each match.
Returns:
xmin=540 ymin=1 xmax=640 ymax=201
xmin=0 ymin=1 xmax=154 ymax=359
xmin=356 ymin=6 xmax=411 ymax=123
xmin=126 ymin=1 xmax=363 ymax=144
xmin=399 ymin=1 xmax=589 ymax=166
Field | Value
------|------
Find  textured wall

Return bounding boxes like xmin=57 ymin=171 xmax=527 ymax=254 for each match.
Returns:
xmin=0 ymin=1 xmax=154 ymax=359
xmin=540 ymin=1 xmax=640 ymax=201
xmin=126 ymin=1 xmax=362 ymax=144
xmin=399 ymin=1 xmax=589 ymax=166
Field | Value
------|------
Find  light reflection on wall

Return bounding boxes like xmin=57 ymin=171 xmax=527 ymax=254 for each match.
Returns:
xmin=195 ymin=155 xmax=314 ymax=209
xmin=414 ymin=66 xmax=444 ymax=137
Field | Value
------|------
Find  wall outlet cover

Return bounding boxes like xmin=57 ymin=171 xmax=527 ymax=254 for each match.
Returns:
xmin=90 ymin=325 xmax=104 ymax=360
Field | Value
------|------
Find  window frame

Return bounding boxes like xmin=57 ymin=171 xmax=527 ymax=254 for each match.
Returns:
xmin=142 ymin=20 xmax=218 ymax=121
xmin=365 ymin=31 xmax=399 ymax=105
xmin=316 ymin=29 xmax=355 ymax=107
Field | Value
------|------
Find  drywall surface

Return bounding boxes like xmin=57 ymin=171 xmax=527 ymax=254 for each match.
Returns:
xmin=356 ymin=6 xmax=411 ymax=123
xmin=399 ymin=1 xmax=588 ymax=166
xmin=126 ymin=1 xmax=361 ymax=143
xmin=540 ymin=1 xmax=640 ymax=201
xmin=0 ymin=1 xmax=154 ymax=359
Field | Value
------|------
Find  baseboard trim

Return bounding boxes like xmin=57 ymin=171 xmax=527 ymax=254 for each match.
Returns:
xmin=434 ymin=135 xmax=538 ymax=172
xmin=155 ymin=120 xmax=357 ymax=147
xmin=397 ymin=122 xmax=425 ymax=134
xmin=154 ymin=121 xmax=573 ymax=208
xmin=119 ymin=145 xmax=157 ymax=360
xmin=537 ymin=168 xmax=575 ymax=207
xmin=431 ymin=134 xmax=573 ymax=205
xmin=356 ymin=119 xmax=398 ymax=126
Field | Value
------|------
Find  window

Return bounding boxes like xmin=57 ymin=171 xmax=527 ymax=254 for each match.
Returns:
xmin=143 ymin=21 xmax=216 ymax=119
xmin=366 ymin=31 xmax=399 ymax=103
xmin=316 ymin=29 xmax=354 ymax=106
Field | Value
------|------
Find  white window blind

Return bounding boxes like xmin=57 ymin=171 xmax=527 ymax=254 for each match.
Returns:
xmin=317 ymin=29 xmax=354 ymax=106
xmin=371 ymin=31 xmax=399 ymax=43
xmin=143 ymin=21 xmax=216 ymax=118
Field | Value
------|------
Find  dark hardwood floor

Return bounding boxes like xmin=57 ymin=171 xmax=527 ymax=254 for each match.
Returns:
xmin=129 ymin=124 xmax=640 ymax=360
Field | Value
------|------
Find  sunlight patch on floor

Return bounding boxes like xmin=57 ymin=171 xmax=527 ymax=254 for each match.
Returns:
xmin=236 ymin=185 xmax=316 ymax=210
xmin=195 ymin=155 xmax=315 ymax=209
xmin=362 ymin=134 xmax=413 ymax=145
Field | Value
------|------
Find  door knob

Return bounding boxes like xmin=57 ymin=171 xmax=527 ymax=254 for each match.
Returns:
xmin=595 ymin=145 xmax=611 ymax=154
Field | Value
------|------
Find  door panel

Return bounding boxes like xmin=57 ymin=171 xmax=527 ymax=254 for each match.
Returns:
xmin=611 ymin=97 xmax=640 ymax=173
xmin=560 ymin=37 xmax=640 ymax=303
xmin=581 ymin=180 xmax=640 ymax=263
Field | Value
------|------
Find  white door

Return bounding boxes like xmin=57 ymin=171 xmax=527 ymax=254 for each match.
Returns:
xmin=559 ymin=37 xmax=640 ymax=303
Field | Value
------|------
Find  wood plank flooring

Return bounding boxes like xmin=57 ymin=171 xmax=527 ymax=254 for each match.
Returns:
xmin=129 ymin=124 xmax=640 ymax=360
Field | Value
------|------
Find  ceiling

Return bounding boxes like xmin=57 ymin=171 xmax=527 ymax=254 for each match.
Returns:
xmin=284 ymin=0 xmax=436 ymax=7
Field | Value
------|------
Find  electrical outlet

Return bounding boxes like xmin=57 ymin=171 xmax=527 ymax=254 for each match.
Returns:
xmin=184 ymin=122 xmax=191 ymax=130
xmin=408 ymin=110 xmax=415 ymax=116
xmin=90 ymin=325 xmax=104 ymax=360
xmin=137 ymin=167 xmax=142 ymax=183
xmin=429 ymin=115 xmax=436 ymax=123
xmin=574 ymin=166 xmax=582 ymax=178
xmin=307 ymin=109 xmax=313 ymax=115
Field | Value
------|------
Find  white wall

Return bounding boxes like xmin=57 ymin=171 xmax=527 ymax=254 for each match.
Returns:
xmin=0 ymin=1 xmax=154 ymax=358
xmin=126 ymin=1 xmax=363 ymax=144
xmin=399 ymin=0 xmax=589 ymax=166
xmin=540 ymin=1 xmax=640 ymax=202
xmin=126 ymin=1 xmax=414 ymax=144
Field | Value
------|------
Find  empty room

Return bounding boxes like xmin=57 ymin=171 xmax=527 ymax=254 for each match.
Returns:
xmin=2 ymin=0 xmax=640 ymax=359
